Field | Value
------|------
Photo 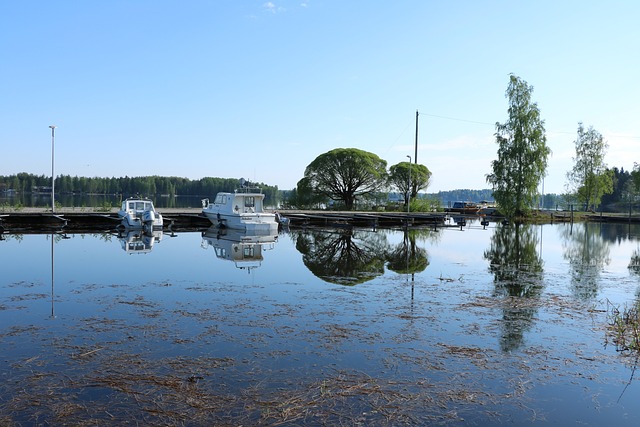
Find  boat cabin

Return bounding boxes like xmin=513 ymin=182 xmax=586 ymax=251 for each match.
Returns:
xmin=212 ymin=192 xmax=265 ymax=214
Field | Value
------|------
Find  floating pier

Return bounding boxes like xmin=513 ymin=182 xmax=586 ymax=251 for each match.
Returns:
xmin=0 ymin=209 xmax=449 ymax=233
xmin=0 ymin=210 xmax=211 ymax=233
xmin=7 ymin=208 xmax=634 ymax=234
xmin=282 ymin=211 xmax=447 ymax=229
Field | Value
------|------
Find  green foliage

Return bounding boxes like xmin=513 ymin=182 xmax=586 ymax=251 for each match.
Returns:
xmin=0 ymin=201 xmax=23 ymax=212
xmin=290 ymin=177 xmax=329 ymax=209
xmin=96 ymin=200 xmax=114 ymax=212
xmin=486 ymin=75 xmax=551 ymax=220
xmin=388 ymin=162 xmax=432 ymax=209
xmin=566 ymin=123 xmax=614 ymax=210
xmin=303 ymin=148 xmax=388 ymax=210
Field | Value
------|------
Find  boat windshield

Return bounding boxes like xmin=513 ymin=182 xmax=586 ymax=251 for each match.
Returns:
xmin=127 ymin=201 xmax=153 ymax=211
xmin=214 ymin=194 xmax=228 ymax=204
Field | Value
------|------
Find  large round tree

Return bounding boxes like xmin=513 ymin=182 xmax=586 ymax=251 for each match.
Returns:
xmin=302 ymin=148 xmax=388 ymax=210
xmin=389 ymin=161 xmax=432 ymax=209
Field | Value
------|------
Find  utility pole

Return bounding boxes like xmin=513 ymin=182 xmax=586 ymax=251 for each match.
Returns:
xmin=49 ymin=125 xmax=56 ymax=212
xmin=414 ymin=110 xmax=419 ymax=164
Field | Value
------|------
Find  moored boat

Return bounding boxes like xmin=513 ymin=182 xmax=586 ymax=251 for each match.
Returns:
xmin=201 ymin=183 xmax=278 ymax=233
xmin=446 ymin=201 xmax=481 ymax=214
xmin=117 ymin=198 xmax=163 ymax=231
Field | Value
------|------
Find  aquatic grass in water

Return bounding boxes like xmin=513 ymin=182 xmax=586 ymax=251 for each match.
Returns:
xmin=607 ymin=299 xmax=640 ymax=353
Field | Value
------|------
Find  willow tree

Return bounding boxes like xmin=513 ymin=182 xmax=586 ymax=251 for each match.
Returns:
xmin=486 ymin=75 xmax=551 ymax=219
xmin=303 ymin=148 xmax=387 ymax=210
xmin=566 ymin=123 xmax=613 ymax=211
xmin=388 ymin=161 xmax=432 ymax=209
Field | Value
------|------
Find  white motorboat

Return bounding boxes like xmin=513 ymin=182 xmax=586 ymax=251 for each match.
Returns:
xmin=117 ymin=198 xmax=163 ymax=231
xmin=201 ymin=187 xmax=278 ymax=233
xmin=201 ymin=227 xmax=278 ymax=271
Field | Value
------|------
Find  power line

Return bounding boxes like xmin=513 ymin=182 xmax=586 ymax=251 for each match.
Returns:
xmin=421 ymin=112 xmax=640 ymax=139
xmin=420 ymin=113 xmax=494 ymax=126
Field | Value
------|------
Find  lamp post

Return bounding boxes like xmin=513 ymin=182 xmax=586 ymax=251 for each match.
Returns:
xmin=406 ymin=155 xmax=411 ymax=214
xmin=49 ymin=125 xmax=56 ymax=212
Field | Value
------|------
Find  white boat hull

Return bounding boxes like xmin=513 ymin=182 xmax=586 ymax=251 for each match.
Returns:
xmin=119 ymin=214 xmax=164 ymax=230
xmin=202 ymin=210 xmax=278 ymax=233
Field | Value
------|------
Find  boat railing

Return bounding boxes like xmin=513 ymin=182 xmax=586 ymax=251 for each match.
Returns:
xmin=236 ymin=186 xmax=263 ymax=194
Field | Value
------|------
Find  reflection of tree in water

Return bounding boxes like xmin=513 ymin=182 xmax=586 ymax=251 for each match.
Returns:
xmin=484 ymin=223 xmax=544 ymax=352
xmin=294 ymin=228 xmax=388 ymax=285
xmin=559 ymin=223 xmax=611 ymax=300
xmin=629 ymin=246 xmax=640 ymax=279
xmin=386 ymin=229 xmax=432 ymax=275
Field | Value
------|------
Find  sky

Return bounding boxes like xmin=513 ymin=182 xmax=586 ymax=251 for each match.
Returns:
xmin=1 ymin=1 xmax=639 ymax=194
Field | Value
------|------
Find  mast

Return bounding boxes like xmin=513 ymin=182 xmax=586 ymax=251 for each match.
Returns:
xmin=414 ymin=110 xmax=418 ymax=164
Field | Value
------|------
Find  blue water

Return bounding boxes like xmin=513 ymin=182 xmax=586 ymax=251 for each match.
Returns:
xmin=1 ymin=222 xmax=640 ymax=425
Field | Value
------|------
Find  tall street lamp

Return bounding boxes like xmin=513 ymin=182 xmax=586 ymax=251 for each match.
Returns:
xmin=49 ymin=125 xmax=56 ymax=212
xmin=406 ymin=155 xmax=411 ymax=214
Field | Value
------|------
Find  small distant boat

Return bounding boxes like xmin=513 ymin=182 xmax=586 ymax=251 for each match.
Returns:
xmin=117 ymin=198 xmax=163 ymax=232
xmin=201 ymin=181 xmax=279 ymax=233
xmin=447 ymin=201 xmax=481 ymax=214
xmin=478 ymin=200 xmax=497 ymax=216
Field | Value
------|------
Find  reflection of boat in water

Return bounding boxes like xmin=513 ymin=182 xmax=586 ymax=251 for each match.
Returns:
xmin=117 ymin=198 xmax=163 ymax=232
xmin=446 ymin=201 xmax=481 ymax=214
xmin=201 ymin=227 xmax=278 ymax=271
xmin=118 ymin=230 xmax=163 ymax=254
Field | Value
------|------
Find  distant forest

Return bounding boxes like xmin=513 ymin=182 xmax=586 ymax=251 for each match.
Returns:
xmin=1 ymin=166 xmax=636 ymax=211
xmin=0 ymin=173 xmax=281 ymax=205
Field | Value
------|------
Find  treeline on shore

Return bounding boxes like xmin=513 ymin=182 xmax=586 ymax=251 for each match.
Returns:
xmin=433 ymin=167 xmax=636 ymax=212
xmin=2 ymin=166 xmax=637 ymax=212
xmin=0 ymin=173 xmax=280 ymax=205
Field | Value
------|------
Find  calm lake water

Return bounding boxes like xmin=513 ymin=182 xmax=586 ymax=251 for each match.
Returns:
xmin=2 ymin=221 xmax=640 ymax=425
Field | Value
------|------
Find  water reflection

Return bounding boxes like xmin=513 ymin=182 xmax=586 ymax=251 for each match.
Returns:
xmin=386 ymin=229 xmax=431 ymax=275
xmin=292 ymin=228 xmax=388 ymax=285
xmin=118 ymin=230 xmax=163 ymax=254
xmin=50 ymin=233 xmax=55 ymax=318
xmin=4 ymin=226 xmax=640 ymax=424
xmin=291 ymin=227 xmax=435 ymax=286
xmin=201 ymin=227 xmax=278 ymax=271
xmin=484 ymin=223 xmax=544 ymax=352
xmin=48 ymin=232 xmax=71 ymax=318
xmin=560 ymin=223 xmax=611 ymax=300
xmin=630 ymin=248 xmax=640 ymax=277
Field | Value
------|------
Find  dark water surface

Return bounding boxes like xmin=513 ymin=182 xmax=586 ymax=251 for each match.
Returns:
xmin=2 ymin=222 xmax=640 ymax=425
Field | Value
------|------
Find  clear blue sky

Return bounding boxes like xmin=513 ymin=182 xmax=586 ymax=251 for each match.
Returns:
xmin=2 ymin=1 xmax=639 ymax=194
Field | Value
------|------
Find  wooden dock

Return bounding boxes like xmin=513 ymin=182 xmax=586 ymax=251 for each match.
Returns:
xmin=0 ymin=209 xmax=211 ymax=233
xmin=5 ymin=208 xmax=635 ymax=234
xmin=283 ymin=211 xmax=447 ymax=229
xmin=0 ymin=209 xmax=448 ymax=233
